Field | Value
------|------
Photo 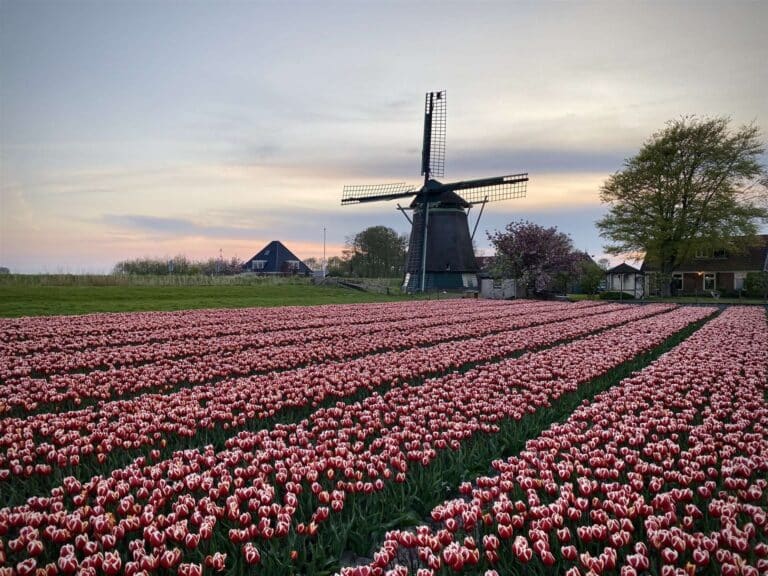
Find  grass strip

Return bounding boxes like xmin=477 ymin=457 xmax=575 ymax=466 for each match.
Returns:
xmin=0 ymin=284 xmax=415 ymax=318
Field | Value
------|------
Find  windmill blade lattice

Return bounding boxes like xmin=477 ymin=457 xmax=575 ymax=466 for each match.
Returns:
xmin=341 ymin=182 xmax=419 ymax=205
xmin=421 ymin=91 xmax=446 ymax=180
xmin=445 ymin=173 xmax=529 ymax=205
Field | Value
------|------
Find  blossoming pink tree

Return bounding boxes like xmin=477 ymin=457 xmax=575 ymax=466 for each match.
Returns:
xmin=488 ymin=220 xmax=584 ymax=293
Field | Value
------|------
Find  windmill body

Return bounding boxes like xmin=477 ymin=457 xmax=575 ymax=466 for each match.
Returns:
xmin=403 ymin=184 xmax=477 ymax=291
xmin=342 ymin=91 xmax=528 ymax=292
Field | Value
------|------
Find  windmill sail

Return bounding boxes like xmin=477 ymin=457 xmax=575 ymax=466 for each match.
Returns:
xmin=341 ymin=183 xmax=418 ymax=205
xmin=421 ymin=91 xmax=446 ymax=180
xmin=445 ymin=173 xmax=528 ymax=204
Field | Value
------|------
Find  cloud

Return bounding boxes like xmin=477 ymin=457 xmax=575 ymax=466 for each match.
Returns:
xmin=211 ymin=142 xmax=630 ymax=184
xmin=419 ymin=147 xmax=629 ymax=178
xmin=3 ymin=1 xmax=764 ymax=273
xmin=102 ymin=214 xmax=269 ymax=241
xmin=0 ymin=182 xmax=40 ymax=232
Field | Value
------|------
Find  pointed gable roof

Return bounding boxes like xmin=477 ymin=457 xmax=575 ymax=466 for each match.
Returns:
xmin=606 ymin=263 xmax=643 ymax=275
xmin=243 ymin=240 xmax=312 ymax=274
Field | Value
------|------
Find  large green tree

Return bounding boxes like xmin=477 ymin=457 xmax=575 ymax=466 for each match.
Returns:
xmin=345 ymin=225 xmax=407 ymax=278
xmin=578 ymin=258 xmax=606 ymax=296
xmin=597 ymin=116 xmax=767 ymax=295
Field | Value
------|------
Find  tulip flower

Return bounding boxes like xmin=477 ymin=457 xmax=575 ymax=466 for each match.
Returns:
xmin=178 ymin=563 xmax=203 ymax=576
xmin=1 ymin=301 xmax=664 ymax=493
xmin=242 ymin=542 xmax=261 ymax=565
xmin=341 ymin=307 xmax=765 ymax=576
xmin=102 ymin=551 xmax=121 ymax=576
xmin=7 ymin=302 xmax=759 ymax=576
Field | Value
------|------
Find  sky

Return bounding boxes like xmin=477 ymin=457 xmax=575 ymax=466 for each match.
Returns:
xmin=1 ymin=0 xmax=766 ymax=273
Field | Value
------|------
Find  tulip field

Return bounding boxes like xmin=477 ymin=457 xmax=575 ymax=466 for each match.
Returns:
xmin=0 ymin=301 xmax=765 ymax=575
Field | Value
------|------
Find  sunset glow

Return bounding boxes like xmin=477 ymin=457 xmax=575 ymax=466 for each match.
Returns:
xmin=1 ymin=1 xmax=765 ymax=272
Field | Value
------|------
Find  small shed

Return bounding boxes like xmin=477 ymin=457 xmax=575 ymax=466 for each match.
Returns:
xmin=243 ymin=240 xmax=312 ymax=275
xmin=605 ymin=263 xmax=644 ymax=298
xmin=479 ymin=277 xmax=518 ymax=299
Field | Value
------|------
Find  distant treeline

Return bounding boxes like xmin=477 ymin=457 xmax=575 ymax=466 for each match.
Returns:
xmin=326 ymin=226 xmax=407 ymax=278
xmin=0 ymin=274 xmax=311 ymax=287
xmin=113 ymin=255 xmax=245 ymax=276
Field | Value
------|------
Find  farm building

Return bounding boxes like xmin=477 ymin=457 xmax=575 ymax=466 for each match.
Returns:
xmin=243 ymin=240 xmax=312 ymax=275
xmin=476 ymin=252 xmax=600 ymax=297
xmin=641 ymin=234 xmax=768 ymax=296
xmin=605 ymin=263 xmax=644 ymax=298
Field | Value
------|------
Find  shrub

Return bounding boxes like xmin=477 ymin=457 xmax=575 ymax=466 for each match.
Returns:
xmin=598 ymin=291 xmax=628 ymax=300
xmin=744 ymin=271 xmax=768 ymax=298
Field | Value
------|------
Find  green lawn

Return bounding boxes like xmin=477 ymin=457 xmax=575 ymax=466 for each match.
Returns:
xmin=0 ymin=284 xmax=412 ymax=318
xmin=6 ymin=278 xmax=763 ymax=318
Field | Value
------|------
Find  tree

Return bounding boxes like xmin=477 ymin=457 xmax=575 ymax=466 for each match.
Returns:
xmin=579 ymin=259 xmax=606 ymax=296
xmin=744 ymin=271 xmax=768 ymax=300
xmin=112 ymin=254 xmax=243 ymax=276
xmin=303 ymin=257 xmax=320 ymax=272
xmin=325 ymin=256 xmax=350 ymax=277
xmin=597 ymin=116 xmax=767 ymax=296
xmin=345 ymin=226 xmax=407 ymax=278
xmin=489 ymin=220 xmax=582 ymax=293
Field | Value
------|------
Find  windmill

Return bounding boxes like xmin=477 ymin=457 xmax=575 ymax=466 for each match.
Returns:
xmin=341 ymin=91 xmax=528 ymax=292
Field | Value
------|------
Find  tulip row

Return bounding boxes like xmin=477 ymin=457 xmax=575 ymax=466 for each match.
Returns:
xmin=1 ymin=300 xmax=533 ymax=387
xmin=0 ymin=301 xmax=591 ymax=412
xmin=0 ymin=302 xmax=667 ymax=500
xmin=344 ymin=306 xmax=767 ymax=576
xmin=0 ymin=305 xmax=715 ymax=575
xmin=0 ymin=299 xmax=521 ymax=357
xmin=1 ymin=300 xmax=561 ymax=379
xmin=0 ymin=302 xmax=615 ymax=421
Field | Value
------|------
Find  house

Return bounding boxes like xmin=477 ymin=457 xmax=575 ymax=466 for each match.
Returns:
xmin=242 ymin=240 xmax=313 ymax=275
xmin=605 ymin=263 xmax=644 ymax=298
xmin=641 ymin=235 xmax=768 ymax=296
xmin=475 ymin=251 xmax=599 ymax=297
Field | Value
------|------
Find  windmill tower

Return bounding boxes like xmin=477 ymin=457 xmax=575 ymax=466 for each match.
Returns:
xmin=341 ymin=91 xmax=528 ymax=292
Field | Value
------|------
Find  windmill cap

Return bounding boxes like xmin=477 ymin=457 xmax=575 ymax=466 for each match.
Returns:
xmin=412 ymin=182 xmax=470 ymax=208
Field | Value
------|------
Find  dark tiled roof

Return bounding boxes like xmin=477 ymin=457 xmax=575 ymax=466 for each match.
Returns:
xmin=243 ymin=240 xmax=312 ymax=274
xmin=642 ymin=235 xmax=768 ymax=272
xmin=607 ymin=263 xmax=642 ymax=275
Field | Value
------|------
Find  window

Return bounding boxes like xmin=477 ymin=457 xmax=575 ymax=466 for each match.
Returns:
xmin=251 ymin=260 xmax=267 ymax=271
xmin=286 ymin=260 xmax=300 ymax=270
xmin=703 ymin=273 xmax=716 ymax=291
xmin=672 ymin=273 xmax=683 ymax=291
xmin=695 ymin=247 xmax=727 ymax=260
